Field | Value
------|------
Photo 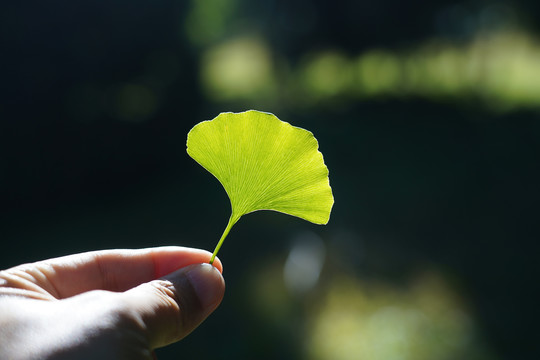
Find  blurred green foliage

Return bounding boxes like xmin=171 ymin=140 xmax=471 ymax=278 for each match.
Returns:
xmin=200 ymin=30 xmax=540 ymax=111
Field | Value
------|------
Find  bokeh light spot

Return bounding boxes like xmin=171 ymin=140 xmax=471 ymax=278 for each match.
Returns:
xmin=306 ymin=273 xmax=493 ymax=360
xmin=301 ymin=51 xmax=353 ymax=99
xmin=201 ymin=36 xmax=276 ymax=101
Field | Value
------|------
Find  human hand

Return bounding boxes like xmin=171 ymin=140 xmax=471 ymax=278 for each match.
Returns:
xmin=0 ymin=247 xmax=225 ymax=360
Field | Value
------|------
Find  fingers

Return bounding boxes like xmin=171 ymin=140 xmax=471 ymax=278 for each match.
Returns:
xmin=0 ymin=261 xmax=225 ymax=359
xmin=2 ymin=247 xmax=222 ymax=299
xmin=121 ymin=263 xmax=225 ymax=348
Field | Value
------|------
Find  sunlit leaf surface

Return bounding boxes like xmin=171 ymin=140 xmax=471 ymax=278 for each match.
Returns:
xmin=187 ymin=110 xmax=334 ymax=262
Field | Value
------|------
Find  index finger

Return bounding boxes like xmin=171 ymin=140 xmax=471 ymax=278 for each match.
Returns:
xmin=5 ymin=246 xmax=223 ymax=299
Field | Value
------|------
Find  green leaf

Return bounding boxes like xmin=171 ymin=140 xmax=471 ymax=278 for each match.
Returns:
xmin=187 ymin=110 xmax=334 ymax=263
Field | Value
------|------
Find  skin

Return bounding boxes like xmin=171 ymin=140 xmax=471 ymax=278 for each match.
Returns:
xmin=0 ymin=246 xmax=225 ymax=360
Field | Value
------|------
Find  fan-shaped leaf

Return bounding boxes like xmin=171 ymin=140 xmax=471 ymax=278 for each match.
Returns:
xmin=187 ymin=110 xmax=334 ymax=263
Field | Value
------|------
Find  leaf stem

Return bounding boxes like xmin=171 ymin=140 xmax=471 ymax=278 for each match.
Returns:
xmin=209 ymin=213 xmax=240 ymax=265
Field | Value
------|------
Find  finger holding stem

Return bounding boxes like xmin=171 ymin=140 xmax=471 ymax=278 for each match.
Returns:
xmin=209 ymin=214 xmax=240 ymax=265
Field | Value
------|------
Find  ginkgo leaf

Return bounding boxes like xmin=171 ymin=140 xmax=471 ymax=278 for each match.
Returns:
xmin=187 ymin=110 xmax=334 ymax=263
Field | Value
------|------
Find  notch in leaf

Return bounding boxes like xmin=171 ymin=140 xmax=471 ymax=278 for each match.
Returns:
xmin=187 ymin=110 xmax=334 ymax=264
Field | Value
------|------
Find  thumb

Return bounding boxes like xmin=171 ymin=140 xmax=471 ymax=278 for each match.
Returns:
xmin=122 ymin=263 xmax=225 ymax=349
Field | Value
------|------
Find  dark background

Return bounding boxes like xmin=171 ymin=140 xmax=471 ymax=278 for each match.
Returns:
xmin=1 ymin=1 xmax=539 ymax=359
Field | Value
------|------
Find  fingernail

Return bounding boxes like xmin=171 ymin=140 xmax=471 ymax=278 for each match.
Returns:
xmin=184 ymin=263 xmax=225 ymax=310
